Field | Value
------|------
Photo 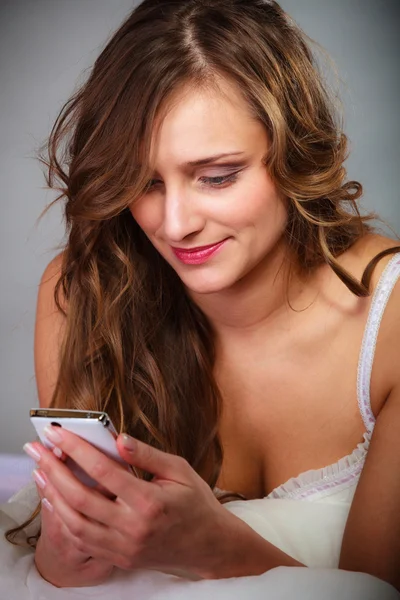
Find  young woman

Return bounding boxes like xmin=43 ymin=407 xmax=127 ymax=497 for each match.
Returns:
xmin=3 ymin=0 xmax=400 ymax=597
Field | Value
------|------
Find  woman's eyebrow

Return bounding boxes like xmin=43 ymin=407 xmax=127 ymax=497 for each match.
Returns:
xmin=185 ymin=151 xmax=246 ymax=167
xmin=144 ymin=152 xmax=247 ymax=175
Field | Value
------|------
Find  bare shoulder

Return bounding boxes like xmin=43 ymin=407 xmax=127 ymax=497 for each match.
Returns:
xmin=34 ymin=251 xmax=68 ymax=408
xmin=39 ymin=251 xmax=65 ymax=294
xmin=342 ymin=232 xmax=400 ymax=287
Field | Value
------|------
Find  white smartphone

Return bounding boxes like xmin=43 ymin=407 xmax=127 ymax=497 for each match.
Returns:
xmin=30 ymin=408 xmax=128 ymax=487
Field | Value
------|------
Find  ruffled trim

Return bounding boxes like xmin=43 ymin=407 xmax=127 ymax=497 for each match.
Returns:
xmin=214 ymin=431 xmax=371 ymax=503
xmin=266 ymin=430 xmax=371 ymax=501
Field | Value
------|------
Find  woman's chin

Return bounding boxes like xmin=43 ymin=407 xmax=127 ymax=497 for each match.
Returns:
xmin=179 ymin=271 xmax=236 ymax=296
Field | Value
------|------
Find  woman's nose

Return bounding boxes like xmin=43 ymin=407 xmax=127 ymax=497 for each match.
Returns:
xmin=162 ymin=191 xmax=205 ymax=242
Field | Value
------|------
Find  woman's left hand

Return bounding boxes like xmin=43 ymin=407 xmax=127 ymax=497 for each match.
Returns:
xmin=26 ymin=426 xmax=257 ymax=580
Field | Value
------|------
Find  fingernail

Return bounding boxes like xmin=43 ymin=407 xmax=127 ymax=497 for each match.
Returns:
xmin=121 ymin=434 xmax=135 ymax=451
xmin=41 ymin=498 xmax=53 ymax=512
xmin=53 ymin=447 xmax=63 ymax=459
xmin=32 ymin=469 xmax=47 ymax=490
xmin=23 ymin=443 xmax=41 ymax=462
xmin=44 ymin=425 xmax=62 ymax=444
xmin=43 ymin=438 xmax=54 ymax=450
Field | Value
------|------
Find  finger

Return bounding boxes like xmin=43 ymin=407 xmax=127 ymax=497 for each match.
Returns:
xmin=28 ymin=442 xmax=111 ymax=499
xmin=40 ymin=436 xmax=65 ymax=460
xmin=33 ymin=473 xmax=57 ymax=519
xmin=27 ymin=443 xmax=123 ymax=526
xmin=34 ymin=473 xmax=91 ymax=563
xmin=53 ymin=448 xmax=67 ymax=461
xmin=117 ymin=434 xmax=192 ymax=482
xmin=42 ymin=426 xmax=153 ymax=502
xmin=38 ymin=469 xmax=110 ymax=544
xmin=35 ymin=468 xmax=135 ymax=566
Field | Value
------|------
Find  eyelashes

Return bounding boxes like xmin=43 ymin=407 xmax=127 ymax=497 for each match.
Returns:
xmin=199 ymin=172 xmax=240 ymax=188
xmin=145 ymin=171 xmax=240 ymax=192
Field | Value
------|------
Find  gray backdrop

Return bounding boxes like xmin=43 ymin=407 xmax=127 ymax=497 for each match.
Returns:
xmin=1 ymin=0 xmax=399 ymax=453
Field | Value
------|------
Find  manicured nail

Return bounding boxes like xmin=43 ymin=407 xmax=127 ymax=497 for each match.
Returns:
xmin=41 ymin=498 xmax=53 ymax=512
xmin=121 ymin=434 xmax=135 ymax=451
xmin=53 ymin=447 xmax=63 ymax=459
xmin=32 ymin=469 xmax=47 ymax=490
xmin=43 ymin=438 xmax=54 ymax=450
xmin=44 ymin=425 xmax=62 ymax=444
xmin=23 ymin=443 xmax=41 ymax=462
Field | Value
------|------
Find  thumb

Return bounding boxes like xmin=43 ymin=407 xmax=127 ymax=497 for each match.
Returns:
xmin=116 ymin=434 xmax=190 ymax=482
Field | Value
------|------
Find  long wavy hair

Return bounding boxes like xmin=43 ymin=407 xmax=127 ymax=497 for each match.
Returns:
xmin=6 ymin=0 xmax=400 ymax=546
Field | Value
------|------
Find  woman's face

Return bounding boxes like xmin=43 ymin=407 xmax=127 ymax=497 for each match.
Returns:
xmin=129 ymin=78 xmax=288 ymax=295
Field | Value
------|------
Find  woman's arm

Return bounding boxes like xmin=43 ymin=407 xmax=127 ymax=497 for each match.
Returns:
xmin=339 ymin=287 xmax=400 ymax=591
xmin=339 ymin=386 xmax=400 ymax=590
xmin=200 ymin=516 xmax=304 ymax=579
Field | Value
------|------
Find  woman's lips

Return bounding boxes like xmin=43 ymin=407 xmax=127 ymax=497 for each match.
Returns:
xmin=171 ymin=239 xmax=229 ymax=265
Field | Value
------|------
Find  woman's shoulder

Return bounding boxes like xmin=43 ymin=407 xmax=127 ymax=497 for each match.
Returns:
xmin=34 ymin=251 xmax=67 ymax=408
xmin=40 ymin=250 xmax=64 ymax=284
xmin=38 ymin=250 xmax=68 ymax=309
xmin=340 ymin=232 xmax=400 ymax=289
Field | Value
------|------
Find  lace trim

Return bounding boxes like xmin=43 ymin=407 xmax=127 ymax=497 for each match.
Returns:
xmin=357 ymin=253 xmax=400 ymax=432
xmin=214 ymin=432 xmax=370 ymax=502
xmin=266 ymin=431 xmax=370 ymax=501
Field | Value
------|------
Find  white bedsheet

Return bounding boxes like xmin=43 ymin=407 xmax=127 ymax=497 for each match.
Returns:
xmin=1 ymin=482 xmax=398 ymax=600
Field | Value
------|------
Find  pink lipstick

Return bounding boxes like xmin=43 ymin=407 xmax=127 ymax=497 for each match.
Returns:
xmin=172 ymin=239 xmax=228 ymax=265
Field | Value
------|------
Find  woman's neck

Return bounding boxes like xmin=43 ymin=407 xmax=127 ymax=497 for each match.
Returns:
xmin=189 ymin=240 xmax=310 ymax=337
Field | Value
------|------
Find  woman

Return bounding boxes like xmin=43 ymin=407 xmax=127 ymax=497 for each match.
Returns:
xmin=2 ymin=0 xmax=400 ymax=597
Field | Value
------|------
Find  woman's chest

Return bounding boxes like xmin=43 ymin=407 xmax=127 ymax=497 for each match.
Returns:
xmin=214 ymin=317 xmax=384 ymax=500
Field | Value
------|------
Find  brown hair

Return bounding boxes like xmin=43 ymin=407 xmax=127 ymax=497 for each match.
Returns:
xmin=6 ymin=0 xmax=399 ymax=546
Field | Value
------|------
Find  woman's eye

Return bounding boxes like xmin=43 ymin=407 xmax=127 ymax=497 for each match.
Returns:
xmin=146 ymin=179 xmax=160 ymax=190
xmin=200 ymin=173 xmax=239 ymax=188
xmin=145 ymin=172 xmax=239 ymax=191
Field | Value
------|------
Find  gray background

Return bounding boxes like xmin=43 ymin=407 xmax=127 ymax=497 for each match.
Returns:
xmin=1 ymin=0 xmax=399 ymax=453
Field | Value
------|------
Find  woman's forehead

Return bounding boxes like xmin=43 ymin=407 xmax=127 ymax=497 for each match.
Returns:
xmin=143 ymin=83 xmax=263 ymax=169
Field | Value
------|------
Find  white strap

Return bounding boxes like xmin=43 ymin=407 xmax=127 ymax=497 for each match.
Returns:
xmin=357 ymin=252 xmax=400 ymax=432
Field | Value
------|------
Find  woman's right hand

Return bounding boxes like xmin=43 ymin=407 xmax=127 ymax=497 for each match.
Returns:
xmin=33 ymin=467 xmax=114 ymax=588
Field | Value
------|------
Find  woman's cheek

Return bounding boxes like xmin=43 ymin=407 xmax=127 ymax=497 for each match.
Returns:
xmin=129 ymin=197 xmax=163 ymax=236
